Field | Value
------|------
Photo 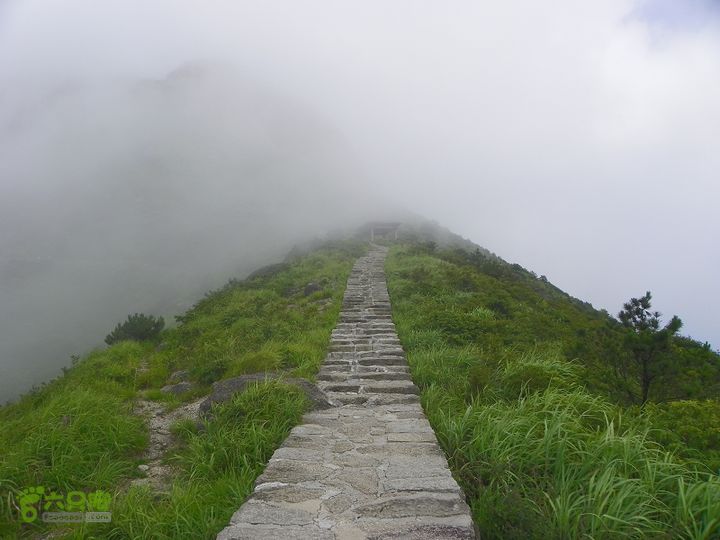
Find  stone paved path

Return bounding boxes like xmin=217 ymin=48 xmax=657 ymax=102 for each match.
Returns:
xmin=217 ymin=246 xmax=476 ymax=539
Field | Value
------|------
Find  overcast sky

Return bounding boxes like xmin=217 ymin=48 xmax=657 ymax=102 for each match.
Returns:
xmin=1 ymin=0 xmax=718 ymax=399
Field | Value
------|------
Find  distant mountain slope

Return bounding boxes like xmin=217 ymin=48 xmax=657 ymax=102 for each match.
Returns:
xmin=386 ymin=240 xmax=720 ymax=539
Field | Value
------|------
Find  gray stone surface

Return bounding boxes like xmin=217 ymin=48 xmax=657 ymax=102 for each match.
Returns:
xmin=216 ymin=246 xmax=477 ymax=539
xmin=168 ymin=369 xmax=190 ymax=383
xmin=160 ymin=381 xmax=193 ymax=395
xmin=304 ymin=282 xmax=323 ymax=296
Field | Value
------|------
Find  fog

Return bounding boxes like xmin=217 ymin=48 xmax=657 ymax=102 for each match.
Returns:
xmin=1 ymin=0 xmax=719 ymax=401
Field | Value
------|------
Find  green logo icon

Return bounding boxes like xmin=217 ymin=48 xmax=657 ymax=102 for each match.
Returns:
xmin=19 ymin=486 xmax=45 ymax=523
xmin=17 ymin=486 xmax=112 ymax=523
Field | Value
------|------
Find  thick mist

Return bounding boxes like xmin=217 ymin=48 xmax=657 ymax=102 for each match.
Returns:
xmin=1 ymin=0 xmax=719 ymax=400
xmin=0 ymin=65 xmax=379 ymax=401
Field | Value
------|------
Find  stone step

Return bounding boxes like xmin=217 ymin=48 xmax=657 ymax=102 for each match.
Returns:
xmin=323 ymin=359 xmax=352 ymax=366
xmin=317 ymin=366 xmax=409 ymax=378
xmin=319 ymin=383 xmax=361 ymax=393
xmin=349 ymin=371 xmax=410 ymax=381
xmin=317 ymin=379 xmax=418 ymax=392
xmin=366 ymin=393 xmax=421 ymax=405
xmin=325 ymin=392 xmax=369 ymax=405
xmin=357 ymin=349 xmax=404 ymax=357
xmin=316 ymin=373 xmax=344 ymax=382
xmin=330 ymin=339 xmax=374 ymax=346
xmin=356 ymin=365 xmax=409 ymax=374
xmin=358 ymin=357 xmax=407 ymax=366
xmin=368 ymin=347 xmax=405 ymax=355
xmin=317 ymin=365 xmax=355 ymax=373
xmin=364 ymin=381 xmax=420 ymax=394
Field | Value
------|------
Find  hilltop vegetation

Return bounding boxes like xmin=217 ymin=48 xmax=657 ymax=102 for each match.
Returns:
xmin=2 ymin=227 xmax=719 ymax=539
xmin=0 ymin=241 xmax=364 ymax=539
xmin=386 ymin=241 xmax=720 ymax=539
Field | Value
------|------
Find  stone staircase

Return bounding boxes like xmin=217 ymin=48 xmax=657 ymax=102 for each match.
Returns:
xmin=217 ymin=246 xmax=476 ymax=539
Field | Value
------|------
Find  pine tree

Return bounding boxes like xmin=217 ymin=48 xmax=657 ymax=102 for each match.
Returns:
xmin=617 ymin=292 xmax=682 ymax=404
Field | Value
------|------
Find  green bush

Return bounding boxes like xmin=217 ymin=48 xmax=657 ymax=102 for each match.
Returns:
xmin=192 ymin=357 xmax=230 ymax=385
xmin=428 ymin=309 xmax=483 ymax=345
xmin=105 ymin=313 xmax=165 ymax=345
xmin=443 ymin=266 xmax=479 ymax=292
xmin=645 ymin=400 xmax=720 ymax=472
xmin=468 ymin=362 xmax=495 ymax=394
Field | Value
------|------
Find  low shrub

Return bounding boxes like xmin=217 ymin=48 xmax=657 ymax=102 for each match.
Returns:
xmin=645 ymin=400 xmax=720 ymax=472
xmin=192 ymin=357 xmax=229 ymax=385
xmin=105 ymin=313 xmax=165 ymax=345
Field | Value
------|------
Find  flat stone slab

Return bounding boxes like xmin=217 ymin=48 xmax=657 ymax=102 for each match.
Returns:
xmin=354 ymin=493 xmax=469 ymax=518
xmin=218 ymin=524 xmax=335 ymax=540
xmin=216 ymin=246 xmax=476 ymax=539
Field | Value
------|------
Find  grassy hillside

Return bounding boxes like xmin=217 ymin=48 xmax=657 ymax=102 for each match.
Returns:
xmin=3 ymin=230 xmax=719 ymax=539
xmin=0 ymin=240 xmax=364 ymax=539
xmin=386 ymin=242 xmax=720 ymax=539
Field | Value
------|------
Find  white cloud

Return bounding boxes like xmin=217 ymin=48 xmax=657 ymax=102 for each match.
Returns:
xmin=1 ymin=0 xmax=719 ymax=399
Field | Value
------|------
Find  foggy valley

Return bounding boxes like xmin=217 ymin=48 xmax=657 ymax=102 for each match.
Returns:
xmin=1 ymin=0 xmax=719 ymax=402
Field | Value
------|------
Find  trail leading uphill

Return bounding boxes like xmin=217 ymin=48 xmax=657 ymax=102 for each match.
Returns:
xmin=217 ymin=245 xmax=475 ymax=539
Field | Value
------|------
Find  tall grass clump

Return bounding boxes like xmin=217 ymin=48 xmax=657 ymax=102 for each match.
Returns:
xmin=433 ymin=386 xmax=720 ymax=538
xmin=497 ymin=346 xmax=581 ymax=399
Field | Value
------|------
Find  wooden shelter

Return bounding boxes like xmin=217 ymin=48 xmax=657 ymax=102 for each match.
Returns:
xmin=368 ymin=222 xmax=401 ymax=241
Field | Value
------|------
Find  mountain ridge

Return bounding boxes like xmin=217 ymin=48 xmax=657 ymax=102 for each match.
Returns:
xmin=1 ymin=223 xmax=719 ymax=538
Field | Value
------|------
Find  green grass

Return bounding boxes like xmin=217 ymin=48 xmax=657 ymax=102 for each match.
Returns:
xmin=85 ymin=381 xmax=309 ymax=539
xmin=0 ymin=342 xmax=150 ymax=489
xmin=4 ymin=234 xmax=718 ymax=539
xmin=0 ymin=240 xmax=364 ymax=538
xmin=386 ymin=244 xmax=720 ymax=540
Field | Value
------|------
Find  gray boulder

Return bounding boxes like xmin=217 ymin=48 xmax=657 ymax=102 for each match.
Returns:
xmin=303 ymin=282 xmax=322 ymax=296
xmin=199 ymin=374 xmax=333 ymax=417
xmin=168 ymin=370 xmax=190 ymax=383
xmin=160 ymin=382 xmax=193 ymax=395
